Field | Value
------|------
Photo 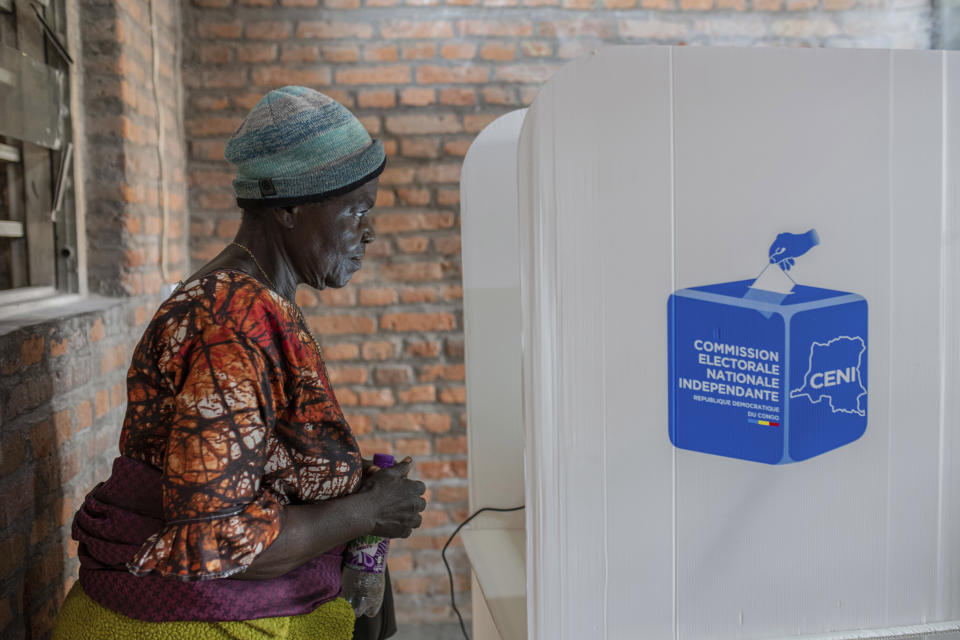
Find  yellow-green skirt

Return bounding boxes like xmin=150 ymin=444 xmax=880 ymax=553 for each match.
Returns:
xmin=52 ymin=583 xmax=355 ymax=640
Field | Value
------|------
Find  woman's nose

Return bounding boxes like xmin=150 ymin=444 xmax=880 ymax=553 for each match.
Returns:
xmin=361 ymin=219 xmax=376 ymax=243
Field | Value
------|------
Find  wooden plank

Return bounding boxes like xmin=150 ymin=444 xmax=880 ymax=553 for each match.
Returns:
xmin=16 ymin=0 xmax=54 ymax=287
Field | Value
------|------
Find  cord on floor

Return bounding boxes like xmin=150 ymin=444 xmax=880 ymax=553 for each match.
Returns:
xmin=442 ymin=505 xmax=525 ymax=640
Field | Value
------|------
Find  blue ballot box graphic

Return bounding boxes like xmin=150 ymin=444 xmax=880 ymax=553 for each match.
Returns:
xmin=668 ymin=233 xmax=868 ymax=464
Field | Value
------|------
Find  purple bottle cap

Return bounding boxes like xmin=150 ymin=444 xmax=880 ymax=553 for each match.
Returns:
xmin=373 ymin=453 xmax=395 ymax=469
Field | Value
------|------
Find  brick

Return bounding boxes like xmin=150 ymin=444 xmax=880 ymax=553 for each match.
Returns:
xmin=398 ymin=385 xmax=437 ymax=404
xmin=336 ymin=65 xmax=411 ymax=85
xmin=307 ymin=315 xmax=376 ymax=335
xmin=0 ymin=533 xmax=24 ymax=578
xmin=357 ymin=437 xmax=392 ymax=458
xmin=252 ymin=67 xmax=331 ymax=87
xmin=441 ymin=42 xmax=477 ymax=60
xmin=388 ymin=553 xmax=414 ymax=573
xmin=400 ymin=88 xmax=435 ymax=106
xmin=336 ymin=389 xmax=359 ymax=406
xmin=619 ymin=19 xmax=689 ymax=38
xmin=374 ymin=366 xmax=413 ymax=385
xmin=419 ymin=364 xmax=465 ymax=382
xmin=434 ymin=235 xmax=461 ymax=255
xmin=405 ymin=340 xmax=441 ymax=358
xmin=381 ymin=20 xmax=454 ymax=38
xmin=317 ymin=288 xmax=357 ymax=306
xmin=377 ymin=412 xmax=451 ymax=432
xmin=380 ymin=263 xmax=445 ymax=282
xmin=420 ymin=509 xmax=450 ymax=528
xmin=442 ymin=285 xmax=463 ymax=300
xmin=297 ymin=21 xmax=374 ymax=39
xmin=346 ymin=413 xmax=373 ymax=435
xmin=395 ymin=576 xmax=430 ymax=594
xmin=359 ymin=389 xmax=395 ymax=407
xmin=494 ymin=63 xmax=559 ymax=83
xmin=49 ymin=337 xmax=69 ymax=358
xmin=401 ymin=138 xmax=441 ymax=159
xmin=328 ymin=366 xmax=369 ymax=384
xmin=439 ymin=387 xmax=466 ymax=404
xmin=381 ymin=167 xmax=416 ymax=185
xmin=381 ymin=313 xmax=456 ymax=332
xmin=237 ymin=44 xmax=278 ymax=63
xmin=440 ymin=88 xmax=476 ymax=106
xmin=94 ymin=388 xmax=110 ymax=418
xmin=396 ymin=188 xmax=432 ymax=206
xmin=465 ymin=113 xmax=499 ymax=133
xmin=399 ymin=288 xmax=437 ymax=304
xmin=401 ymin=43 xmax=436 ymax=59
xmin=324 ymin=343 xmax=361 ymax=360
xmin=538 ymin=19 xmax=614 ymax=38
xmin=395 ymin=437 xmax=432 ymax=456
xmin=361 ymin=44 xmax=397 ymax=62
xmin=200 ymin=44 xmax=232 ymax=64
xmin=187 ymin=116 xmax=243 ymax=137
xmin=397 ymin=237 xmax=430 ymax=253
xmin=282 ymin=44 xmax=321 ymax=63
xmin=417 ymin=459 xmax=467 ymax=478
xmin=445 ymin=339 xmax=465 ymax=360
xmin=90 ymin=318 xmax=105 ymax=342
xmin=362 ymin=340 xmax=396 ymax=360
xmin=0 ymin=474 xmax=32 ymax=528
xmin=521 ymin=40 xmax=553 ymax=57
xmin=752 ymin=0 xmax=782 ymax=8
xmin=417 ymin=164 xmax=461 ymax=183
xmin=284 ymin=0 xmax=320 ymax=4
xmin=375 ymin=213 xmax=456 ymax=234
xmin=7 ymin=377 xmax=54 ymax=419
xmin=358 ymin=89 xmax=397 ymax=108
xmin=30 ymin=509 xmax=53 ymax=546
xmin=197 ymin=20 xmax=243 ymax=38
xmin=715 ymin=0 xmax=747 ymax=8
xmin=430 ymin=191 xmax=457 ymax=210
xmin=436 ymin=435 xmax=467 ymax=454
xmin=771 ymin=17 xmax=839 ymax=36
xmin=246 ymin=21 xmax=291 ymax=39
xmin=458 ymin=20 xmax=533 ymax=36
xmin=476 ymin=44 xmax=516 ymax=66
xmin=20 ymin=334 xmax=44 ymax=366
xmin=358 ymin=288 xmax=399 ymax=305
xmin=442 ymin=139 xmax=471 ymax=157
xmin=358 ymin=115 xmax=382 ymax=134
xmin=416 ymin=65 xmax=489 ymax=84
xmin=0 ymin=432 xmax=25 ymax=476
xmin=437 ymin=485 xmax=469 ymax=502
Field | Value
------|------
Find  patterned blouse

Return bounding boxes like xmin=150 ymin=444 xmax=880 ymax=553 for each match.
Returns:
xmin=120 ymin=270 xmax=363 ymax=580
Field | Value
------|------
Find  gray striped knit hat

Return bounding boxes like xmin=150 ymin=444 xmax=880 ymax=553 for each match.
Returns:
xmin=225 ymin=86 xmax=386 ymax=208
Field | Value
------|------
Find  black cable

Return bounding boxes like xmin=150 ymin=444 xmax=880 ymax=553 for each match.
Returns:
xmin=441 ymin=505 xmax=525 ymax=640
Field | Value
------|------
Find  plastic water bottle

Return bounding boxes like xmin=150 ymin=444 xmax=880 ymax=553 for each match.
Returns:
xmin=341 ymin=453 xmax=394 ymax=617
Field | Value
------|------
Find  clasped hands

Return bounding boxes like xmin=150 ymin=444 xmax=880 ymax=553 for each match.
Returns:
xmin=356 ymin=456 xmax=427 ymax=539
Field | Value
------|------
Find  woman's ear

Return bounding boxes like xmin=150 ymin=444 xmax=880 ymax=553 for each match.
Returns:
xmin=273 ymin=206 xmax=299 ymax=230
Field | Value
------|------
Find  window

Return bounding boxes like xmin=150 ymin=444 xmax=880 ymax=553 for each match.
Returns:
xmin=0 ymin=0 xmax=77 ymax=304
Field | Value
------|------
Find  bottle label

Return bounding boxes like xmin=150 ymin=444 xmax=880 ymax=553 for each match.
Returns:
xmin=344 ymin=536 xmax=389 ymax=574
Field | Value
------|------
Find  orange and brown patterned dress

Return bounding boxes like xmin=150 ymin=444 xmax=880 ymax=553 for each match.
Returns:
xmin=120 ymin=269 xmax=363 ymax=580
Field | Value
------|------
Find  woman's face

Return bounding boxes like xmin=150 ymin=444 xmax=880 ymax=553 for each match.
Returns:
xmin=285 ymin=178 xmax=378 ymax=290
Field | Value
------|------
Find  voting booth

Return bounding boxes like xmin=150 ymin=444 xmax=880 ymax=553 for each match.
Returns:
xmin=462 ymin=46 xmax=960 ymax=640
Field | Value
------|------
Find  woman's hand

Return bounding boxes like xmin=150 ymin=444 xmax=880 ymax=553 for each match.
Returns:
xmin=356 ymin=456 xmax=427 ymax=539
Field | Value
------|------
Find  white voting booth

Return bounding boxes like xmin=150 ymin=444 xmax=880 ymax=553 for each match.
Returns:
xmin=461 ymin=47 xmax=960 ymax=640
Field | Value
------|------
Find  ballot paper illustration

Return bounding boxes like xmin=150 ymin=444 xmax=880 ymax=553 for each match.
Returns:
xmin=668 ymin=230 xmax=868 ymax=464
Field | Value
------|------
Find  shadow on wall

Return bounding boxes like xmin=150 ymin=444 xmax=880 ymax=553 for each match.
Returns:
xmin=0 ymin=299 xmax=147 ymax=638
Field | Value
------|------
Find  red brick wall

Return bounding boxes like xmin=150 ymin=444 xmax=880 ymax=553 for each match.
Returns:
xmin=0 ymin=0 xmax=188 ymax=637
xmin=181 ymin=0 xmax=930 ymax=625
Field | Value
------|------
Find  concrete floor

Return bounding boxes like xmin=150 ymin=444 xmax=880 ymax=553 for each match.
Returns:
xmin=392 ymin=622 xmax=465 ymax=640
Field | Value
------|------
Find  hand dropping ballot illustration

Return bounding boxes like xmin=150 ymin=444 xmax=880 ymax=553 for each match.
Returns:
xmin=668 ymin=229 xmax=868 ymax=464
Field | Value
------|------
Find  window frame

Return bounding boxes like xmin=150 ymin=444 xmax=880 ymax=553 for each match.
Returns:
xmin=0 ymin=0 xmax=80 ymax=308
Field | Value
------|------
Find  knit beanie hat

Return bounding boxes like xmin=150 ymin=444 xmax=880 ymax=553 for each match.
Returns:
xmin=225 ymin=86 xmax=386 ymax=208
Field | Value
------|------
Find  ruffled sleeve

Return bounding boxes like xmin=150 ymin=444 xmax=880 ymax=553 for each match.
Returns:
xmin=127 ymin=323 xmax=284 ymax=580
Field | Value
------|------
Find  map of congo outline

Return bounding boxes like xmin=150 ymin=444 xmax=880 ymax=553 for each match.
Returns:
xmin=790 ymin=336 xmax=867 ymax=416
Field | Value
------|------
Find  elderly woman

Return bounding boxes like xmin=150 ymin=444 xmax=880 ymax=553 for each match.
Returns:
xmin=52 ymin=87 xmax=427 ymax=640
